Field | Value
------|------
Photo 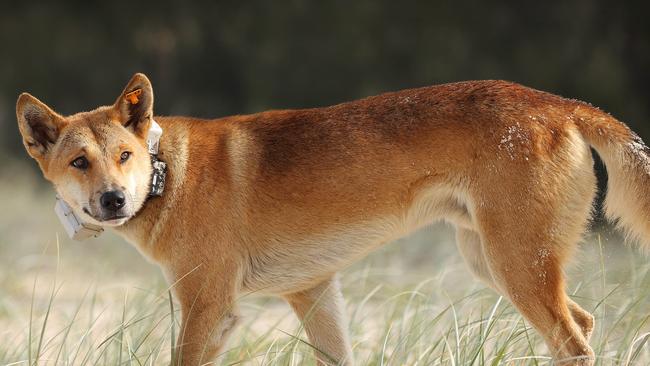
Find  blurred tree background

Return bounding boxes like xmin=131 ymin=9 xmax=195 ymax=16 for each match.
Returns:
xmin=0 ymin=0 xmax=648 ymax=202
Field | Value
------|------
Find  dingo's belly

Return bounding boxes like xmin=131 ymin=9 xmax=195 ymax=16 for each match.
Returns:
xmin=240 ymin=184 xmax=472 ymax=294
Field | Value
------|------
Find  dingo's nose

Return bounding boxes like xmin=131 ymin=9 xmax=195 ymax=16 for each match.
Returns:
xmin=100 ymin=190 xmax=126 ymax=211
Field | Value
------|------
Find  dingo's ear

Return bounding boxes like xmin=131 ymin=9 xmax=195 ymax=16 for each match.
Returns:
xmin=16 ymin=93 xmax=67 ymax=161
xmin=114 ymin=73 xmax=154 ymax=138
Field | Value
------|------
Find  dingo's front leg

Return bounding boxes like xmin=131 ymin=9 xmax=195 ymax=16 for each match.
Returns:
xmin=172 ymin=270 xmax=239 ymax=366
xmin=285 ymin=276 xmax=354 ymax=365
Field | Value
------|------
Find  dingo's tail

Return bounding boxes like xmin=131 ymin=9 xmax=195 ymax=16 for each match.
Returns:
xmin=574 ymin=104 xmax=650 ymax=247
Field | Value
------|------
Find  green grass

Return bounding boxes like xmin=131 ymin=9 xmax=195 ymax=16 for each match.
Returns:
xmin=2 ymin=169 xmax=650 ymax=365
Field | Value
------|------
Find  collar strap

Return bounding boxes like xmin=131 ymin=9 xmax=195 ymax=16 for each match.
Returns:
xmin=147 ymin=119 xmax=167 ymax=197
xmin=149 ymin=154 xmax=166 ymax=197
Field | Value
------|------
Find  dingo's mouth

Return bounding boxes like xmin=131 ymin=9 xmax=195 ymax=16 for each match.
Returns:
xmin=82 ymin=207 xmax=130 ymax=226
xmin=99 ymin=216 xmax=130 ymax=226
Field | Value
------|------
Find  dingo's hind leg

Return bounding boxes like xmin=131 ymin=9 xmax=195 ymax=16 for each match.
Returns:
xmin=478 ymin=222 xmax=593 ymax=364
xmin=472 ymin=169 xmax=596 ymax=365
xmin=456 ymin=227 xmax=594 ymax=341
xmin=456 ymin=228 xmax=496 ymax=288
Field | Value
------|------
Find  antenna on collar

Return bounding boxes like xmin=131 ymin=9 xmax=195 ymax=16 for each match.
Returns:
xmin=147 ymin=119 xmax=163 ymax=154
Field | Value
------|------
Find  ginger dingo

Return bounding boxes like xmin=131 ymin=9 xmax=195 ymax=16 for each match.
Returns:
xmin=17 ymin=73 xmax=650 ymax=365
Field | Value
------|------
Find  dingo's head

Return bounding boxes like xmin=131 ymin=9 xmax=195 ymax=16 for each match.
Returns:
xmin=16 ymin=73 xmax=155 ymax=227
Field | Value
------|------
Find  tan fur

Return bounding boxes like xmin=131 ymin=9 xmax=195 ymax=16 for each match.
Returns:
xmin=16 ymin=74 xmax=650 ymax=365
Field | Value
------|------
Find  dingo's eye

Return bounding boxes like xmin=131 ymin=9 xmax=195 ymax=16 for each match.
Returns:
xmin=71 ymin=156 xmax=88 ymax=170
xmin=120 ymin=151 xmax=131 ymax=163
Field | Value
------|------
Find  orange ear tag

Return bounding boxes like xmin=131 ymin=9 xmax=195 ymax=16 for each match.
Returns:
xmin=125 ymin=89 xmax=142 ymax=104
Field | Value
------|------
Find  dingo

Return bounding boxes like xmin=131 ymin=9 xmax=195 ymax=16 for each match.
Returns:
xmin=17 ymin=73 xmax=650 ymax=365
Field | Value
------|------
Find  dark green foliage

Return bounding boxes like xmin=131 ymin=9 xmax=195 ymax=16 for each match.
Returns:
xmin=1 ymin=1 xmax=648 ymax=173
